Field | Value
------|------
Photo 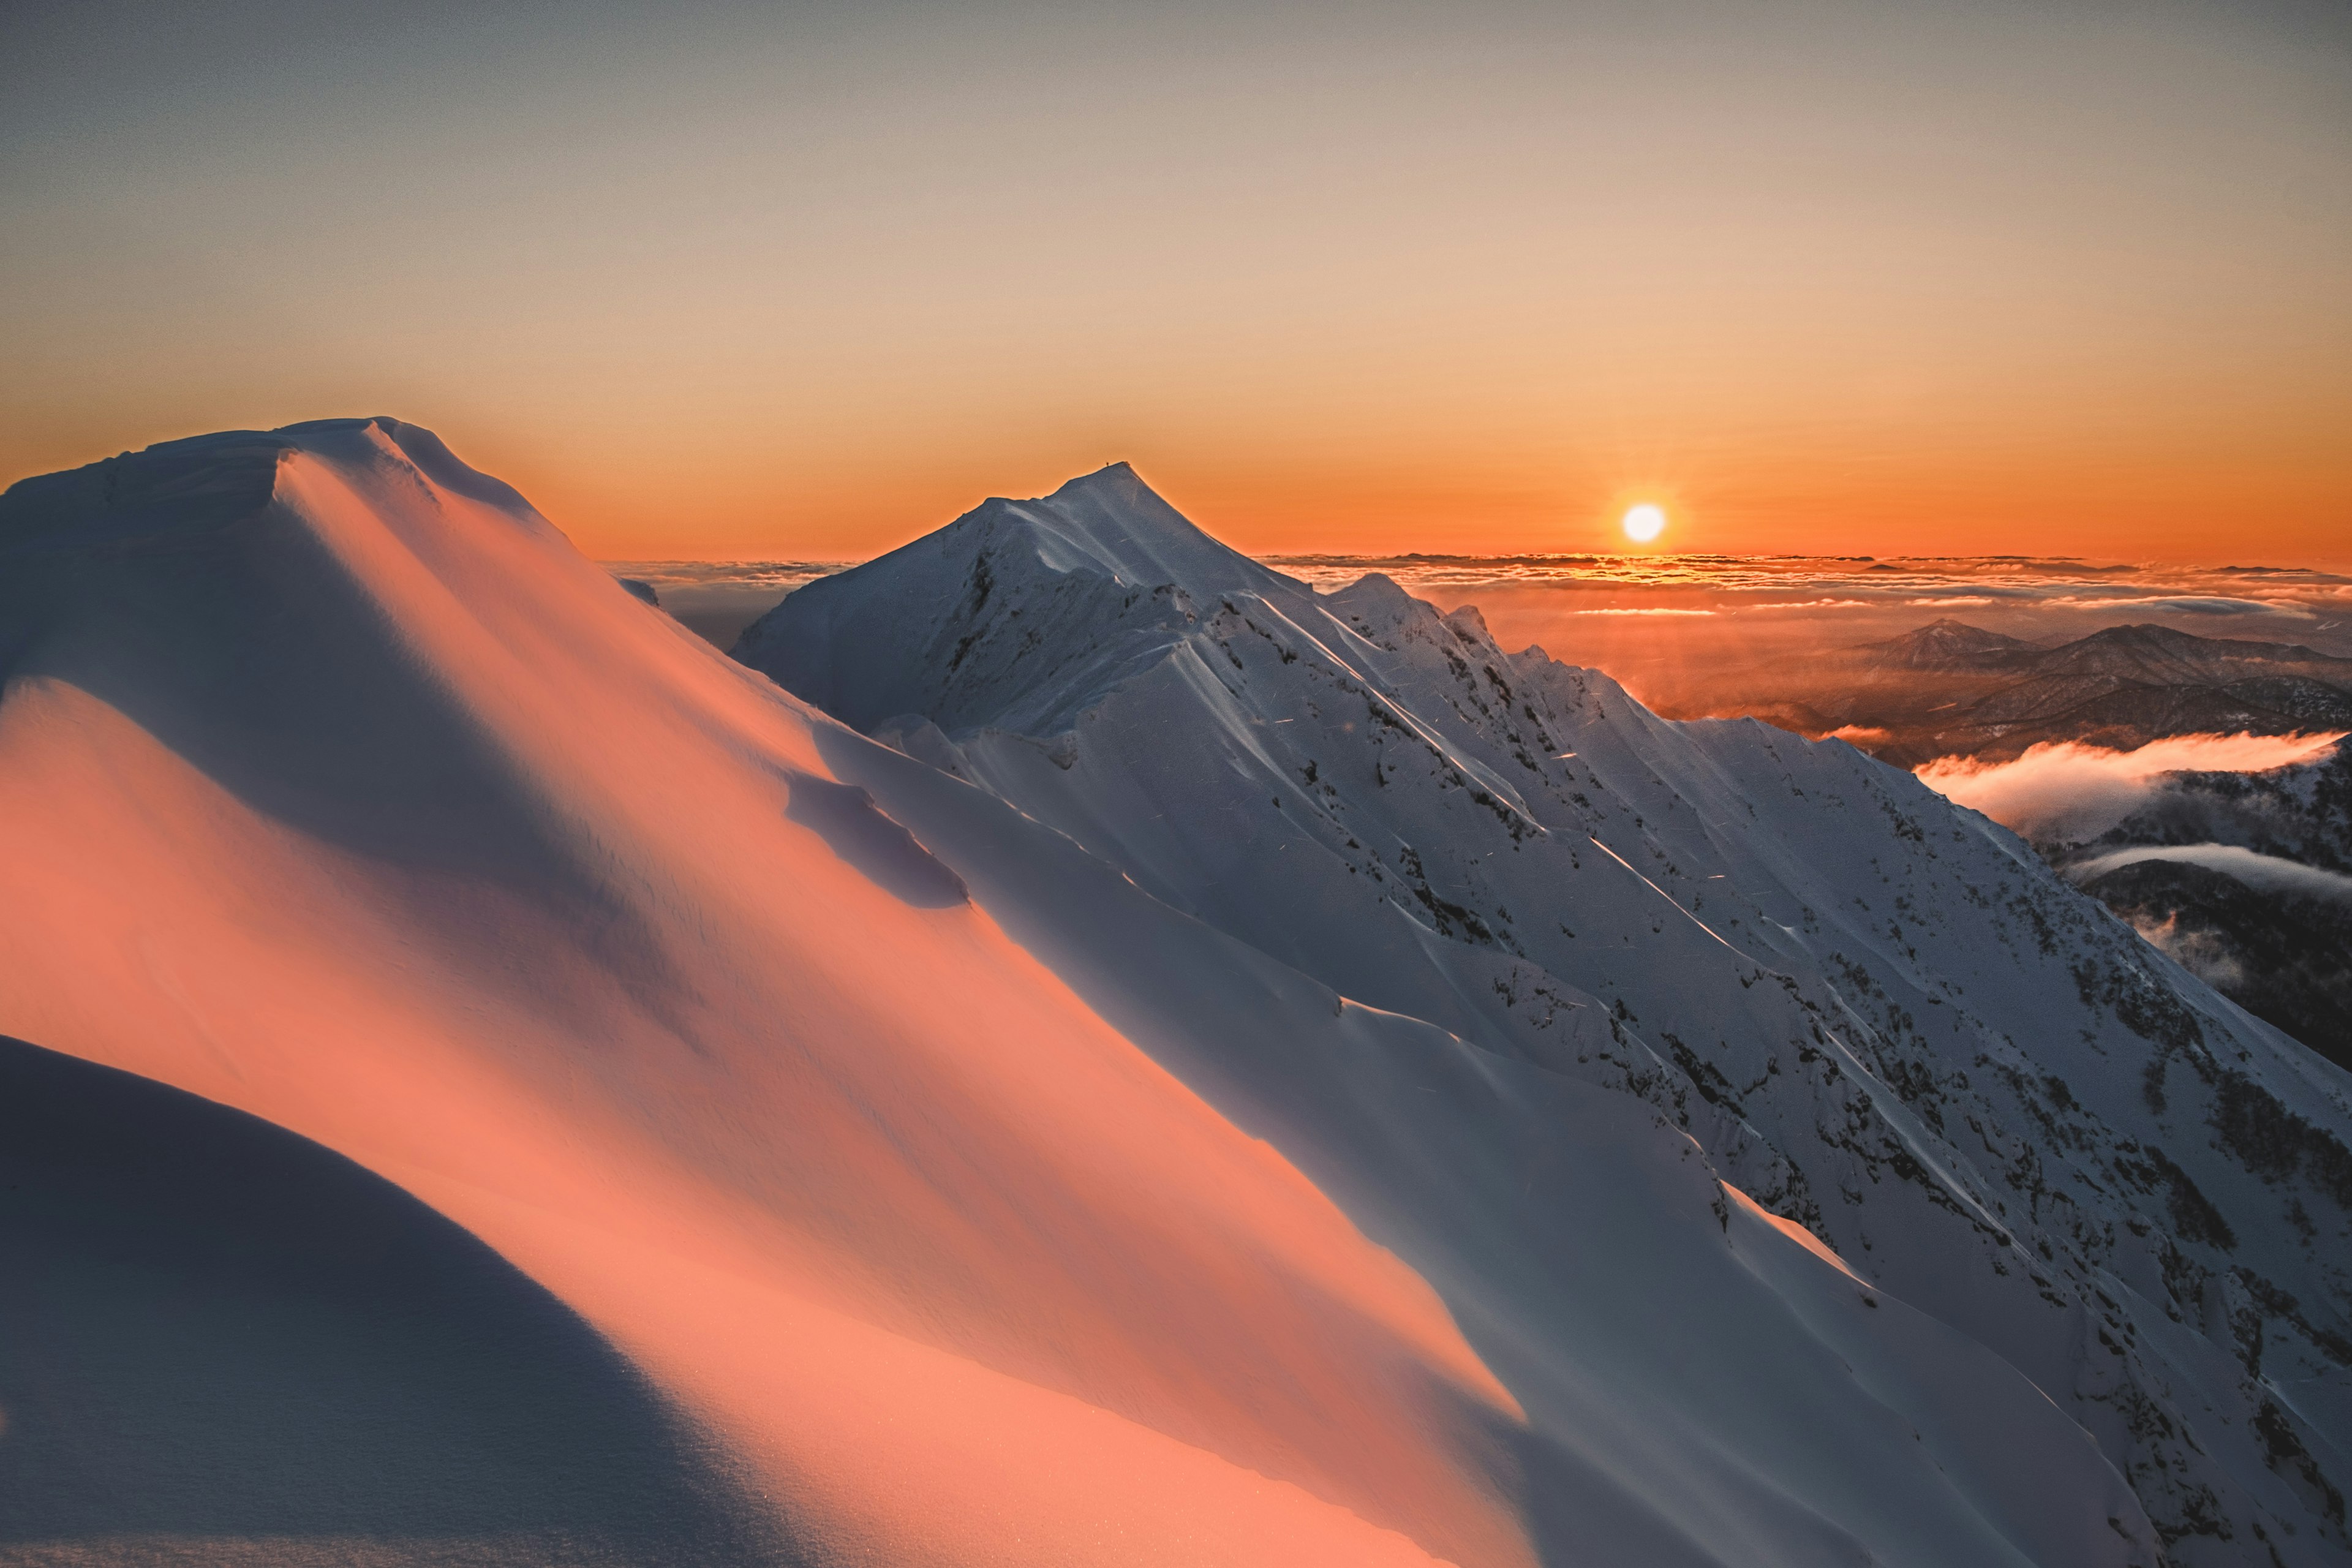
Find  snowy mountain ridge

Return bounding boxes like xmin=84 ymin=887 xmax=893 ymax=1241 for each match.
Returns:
xmin=2 ymin=421 xmax=2346 ymax=1564
xmin=743 ymin=464 xmax=2352 ymax=1564
xmin=736 ymin=464 xmax=1303 ymax=744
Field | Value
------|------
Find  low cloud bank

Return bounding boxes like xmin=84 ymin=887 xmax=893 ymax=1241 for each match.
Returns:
xmin=1914 ymin=732 xmax=2345 ymax=842
xmin=2066 ymin=843 xmax=2352 ymax=905
xmin=1569 ymin=606 xmax=1716 ymax=616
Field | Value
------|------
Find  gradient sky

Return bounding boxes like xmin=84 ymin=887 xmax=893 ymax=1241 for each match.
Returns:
xmin=4 ymin=0 xmax=2347 ymax=562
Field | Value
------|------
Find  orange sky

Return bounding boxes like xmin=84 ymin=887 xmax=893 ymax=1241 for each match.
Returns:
xmin=4 ymin=1 xmax=2347 ymax=564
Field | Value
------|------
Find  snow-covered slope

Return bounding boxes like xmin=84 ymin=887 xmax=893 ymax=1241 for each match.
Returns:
xmin=1 ymin=423 xmax=1554 ymax=1566
xmin=743 ymin=464 xmax=2352 ymax=1565
xmin=0 ymin=423 xmax=2187 ymax=1566
xmin=0 ymin=1033 xmax=780 ymax=1562
xmin=0 ymin=421 xmax=2188 ymax=1567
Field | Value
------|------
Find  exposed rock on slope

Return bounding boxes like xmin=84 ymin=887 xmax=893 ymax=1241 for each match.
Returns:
xmin=2078 ymin=859 xmax=2352 ymax=1072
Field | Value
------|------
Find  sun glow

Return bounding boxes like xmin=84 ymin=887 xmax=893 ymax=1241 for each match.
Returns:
xmin=1622 ymin=504 xmax=1667 ymax=544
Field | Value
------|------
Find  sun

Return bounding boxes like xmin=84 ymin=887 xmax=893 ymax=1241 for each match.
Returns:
xmin=1621 ymin=503 xmax=1666 ymax=544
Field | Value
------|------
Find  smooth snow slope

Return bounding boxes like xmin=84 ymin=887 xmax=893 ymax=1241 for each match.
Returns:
xmin=0 ymin=1034 xmax=777 ymax=1565
xmin=742 ymin=463 xmax=2352 ymax=1566
xmin=2 ymin=421 xmax=1550 ymax=1567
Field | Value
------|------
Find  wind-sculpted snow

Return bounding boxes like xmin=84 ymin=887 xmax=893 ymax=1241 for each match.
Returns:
xmin=744 ymin=464 xmax=2352 ymax=1565
xmin=4 ymin=426 xmax=1546 ymax=1566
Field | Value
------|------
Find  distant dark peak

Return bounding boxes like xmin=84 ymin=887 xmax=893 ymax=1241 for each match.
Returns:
xmin=2077 ymin=622 xmax=2196 ymax=647
xmin=2057 ymin=622 xmax=2340 ymax=665
xmin=1853 ymin=619 xmax=2030 ymax=668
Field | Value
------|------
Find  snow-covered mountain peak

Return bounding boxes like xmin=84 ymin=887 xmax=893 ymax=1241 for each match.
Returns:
xmin=962 ymin=461 xmax=1300 ymax=601
xmin=1441 ymin=602 xmax=1494 ymax=641
xmin=734 ymin=465 xmax=1322 ymax=737
xmin=1323 ymin=569 xmax=1409 ymax=609
xmin=747 ymin=484 xmax=2352 ymax=1564
xmin=0 ymin=416 xmax=537 ymax=554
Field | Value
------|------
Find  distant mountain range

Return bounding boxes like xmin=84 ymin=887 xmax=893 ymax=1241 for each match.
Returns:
xmin=1686 ymin=617 xmax=2352 ymax=766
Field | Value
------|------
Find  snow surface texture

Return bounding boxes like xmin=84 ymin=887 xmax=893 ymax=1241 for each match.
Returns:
xmin=742 ymin=463 xmax=2352 ymax=1566
xmin=0 ymin=426 xmax=2331 ymax=1566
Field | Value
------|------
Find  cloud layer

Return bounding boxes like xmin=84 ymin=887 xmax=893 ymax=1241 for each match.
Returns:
xmin=1913 ymin=733 xmax=2346 ymax=843
xmin=2067 ymin=843 xmax=2352 ymax=905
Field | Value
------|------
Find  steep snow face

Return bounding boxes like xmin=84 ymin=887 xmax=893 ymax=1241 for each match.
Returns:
xmin=1 ymin=422 xmax=2162 ymax=1567
xmin=744 ymin=466 xmax=2352 ymax=1566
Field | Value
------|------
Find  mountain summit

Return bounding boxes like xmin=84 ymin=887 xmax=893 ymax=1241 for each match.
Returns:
xmin=745 ymin=466 xmax=2352 ymax=1564
xmin=4 ymin=431 xmax=2347 ymax=1564
xmin=1851 ymin=617 xmax=2034 ymax=670
xmin=733 ymin=462 xmax=1302 ymax=736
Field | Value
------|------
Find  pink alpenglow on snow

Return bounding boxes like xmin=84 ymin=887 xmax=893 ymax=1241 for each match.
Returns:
xmin=5 ymin=420 xmax=2342 ymax=1566
xmin=0 ymin=421 xmax=1527 ymax=1566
